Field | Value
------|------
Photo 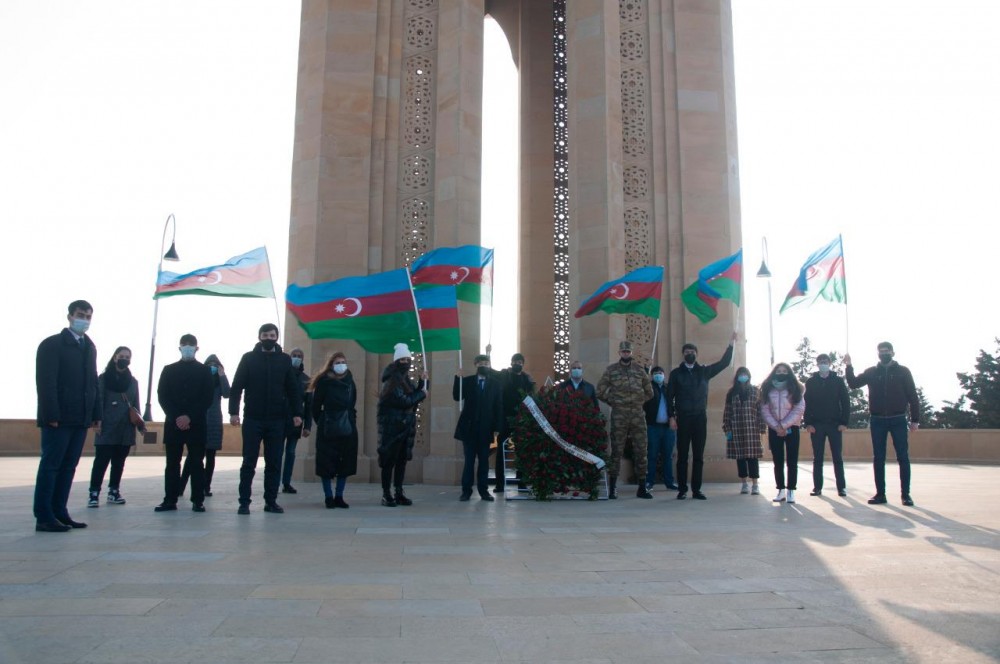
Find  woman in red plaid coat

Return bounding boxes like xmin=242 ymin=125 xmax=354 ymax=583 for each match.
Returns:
xmin=722 ymin=367 xmax=767 ymax=495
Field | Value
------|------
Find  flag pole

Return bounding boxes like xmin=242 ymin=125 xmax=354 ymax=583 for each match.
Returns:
xmin=840 ymin=234 xmax=849 ymax=354
xmin=650 ymin=318 xmax=660 ymax=369
xmin=404 ymin=267 xmax=427 ymax=359
xmin=261 ymin=246 xmax=282 ymax=327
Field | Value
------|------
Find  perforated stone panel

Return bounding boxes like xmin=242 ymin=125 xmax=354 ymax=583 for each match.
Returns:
xmin=401 ymin=154 xmax=432 ymax=192
xmin=406 ymin=15 xmax=436 ymax=51
xmin=401 ymin=197 xmax=431 ymax=267
xmin=407 ymin=0 xmax=437 ymax=11
xmin=619 ymin=0 xmax=645 ymax=24
xmin=623 ymin=165 xmax=648 ymax=200
xmin=403 ymin=56 xmax=434 ymax=150
xmin=620 ymin=29 xmax=645 ymax=62
xmin=621 ymin=68 xmax=648 ymax=157
xmin=552 ymin=0 xmax=570 ymax=378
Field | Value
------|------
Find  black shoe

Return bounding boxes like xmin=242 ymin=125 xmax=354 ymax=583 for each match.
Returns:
xmin=204 ymin=489 xmax=213 ymax=497
xmin=636 ymin=487 xmax=653 ymax=499
xmin=492 ymin=486 xmax=503 ymax=494
xmin=394 ymin=491 xmax=413 ymax=506
xmin=677 ymin=491 xmax=687 ymax=500
xmin=36 ymin=521 xmax=71 ymax=533
xmin=608 ymin=477 xmax=618 ymax=500
xmin=810 ymin=489 xmax=822 ymax=496
xmin=480 ymin=493 xmax=495 ymax=502
xmin=333 ymin=496 xmax=350 ymax=509
xmin=154 ymin=503 xmax=177 ymax=512
xmin=901 ymin=494 xmax=914 ymax=506
xmin=237 ymin=505 xmax=250 ymax=515
xmin=282 ymin=484 xmax=297 ymax=494
xmin=60 ymin=517 xmax=88 ymax=528
xmin=263 ymin=502 xmax=284 ymax=513
xmin=692 ymin=491 xmax=707 ymax=500
xmin=837 ymin=488 xmax=847 ymax=497
xmin=192 ymin=504 xmax=205 ymax=513
xmin=459 ymin=492 xmax=472 ymax=502
xmin=665 ymin=483 xmax=679 ymax=491
xmin=325 ymin=496 xmax=336 ymax=509
xmin=867 ymin=494 xmax=887 ymax=505
xmin=382 ymin=494 xmax=397 ymax=507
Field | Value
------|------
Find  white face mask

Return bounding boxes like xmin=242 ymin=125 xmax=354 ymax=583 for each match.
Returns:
xmin=570 ymin=368 xmax=583 ymax=380
xmin=818 ymin=363 xmax=831 ymax=374
xmin=180 ymin=345 xmax=197 ymax=361
xmin=291 ymin=357 xmax=303 ymax=368
xmin=333 ymin=362 xmax=348 ymax=375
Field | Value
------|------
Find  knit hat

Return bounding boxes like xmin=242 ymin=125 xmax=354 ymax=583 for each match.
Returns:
xmin=393 ymin=343 xmax=412 ymax=361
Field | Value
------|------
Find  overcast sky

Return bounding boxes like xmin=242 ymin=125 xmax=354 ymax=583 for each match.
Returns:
xmin=1 ymin=1 xmax=997 ymax=420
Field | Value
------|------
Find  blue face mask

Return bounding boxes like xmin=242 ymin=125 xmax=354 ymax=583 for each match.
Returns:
xmin=737 ymin=374 xmax=750 ymax=384
xmin=69 ymin=318 xmax=90 ymax=335
xmin=291 ymin=357 xmax=303 ymax=369
xmin=652 ymin=373 xmax=664 ymax=384
xmin=209 ymin=366 xmax=218 ymax=375
xmin=570 ymin=368 xmax=583 ymax=380
xmin=180 ymin=345 xmax=197 ymax=361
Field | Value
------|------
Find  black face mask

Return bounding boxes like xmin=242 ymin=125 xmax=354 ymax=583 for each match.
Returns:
xmin=116 ymin=359 xmax=130 ymax=370
xmin=477 ymin=366 xmax=489 ymax=377
xmin=397 ymin=361 xmax=411 ymax=372
xmin=684 ymin=353 xmax=697 ymax=365
xmin=620 ymin=356 xmax=632 ymax=364
xmin=510 ymin=364 xmax=523 ymax=374
xmin=879 ymin=353 xmax=893 ymax=364
xmin=260 ymin=339 xmax=277 ymax=351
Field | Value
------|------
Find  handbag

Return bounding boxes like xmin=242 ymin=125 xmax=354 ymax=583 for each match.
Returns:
xmin=121 ymin=393 xmax=146 ymax=432
xmin=323 ymin=410 xmax=352 ymax=438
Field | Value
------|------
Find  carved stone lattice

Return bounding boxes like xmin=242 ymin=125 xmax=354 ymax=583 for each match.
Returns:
xmin=403 ymin=56 xmax=434 ymax=150
xmin=552 ymin=0 xmax=570 ymax=379
xmin=626 ymin=315 xmax=654 ymax=368
xmin=400 ymin=197 xmax=431 ymax=267
xmin=623 ymin=165 xmax=648 ymax=200
xmin=401 ymin=154 xmax=432 ymax=192
xmin=407 ymin=0 xmax=437 ymax=11
xmin=624 ymin=207 xmax=650 ymax=271
xmin=620 ymin=29 xmax=645 ymax=62
xmin=405 ymin=15 xmax=436 ymax=51
xmin=619 ymin=0 xmax=645 ymax=24
xmin=621 ymin=69 xmax=648 ymax=157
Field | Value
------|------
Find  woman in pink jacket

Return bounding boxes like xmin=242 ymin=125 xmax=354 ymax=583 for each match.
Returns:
xmin=760 ymin=363 xmax=805 ymax=504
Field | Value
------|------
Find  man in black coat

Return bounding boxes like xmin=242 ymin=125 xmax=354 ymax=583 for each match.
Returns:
xmin=454 ymin=354 xmax=504 ymax=501
xmin=556 ymin=359 xmax=599 ymax=411
xmin=803 ymin=353 xmax=850 ymax=497
xmin=229 ymin=323 xmax=303 ymax=514
xmin=156 ymin=334 xmax=215 ymax=512
xmin=34 ymin=300 xmax=100 ymax=532
xmin=493 ymin=352 xmax=535 ymax=491
xmin=666 ymin=331 xmax=737 ymax=500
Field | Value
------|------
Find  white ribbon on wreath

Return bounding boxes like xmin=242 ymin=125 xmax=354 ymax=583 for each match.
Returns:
xmin=521 ymin=395 xmax=607 ymax=470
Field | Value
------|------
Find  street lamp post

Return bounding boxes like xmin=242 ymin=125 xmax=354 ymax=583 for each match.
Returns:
xmin=756 ymin=236 xmax=775 ymax=368
xmin=143 ymin=214 xmax=180 ymax=421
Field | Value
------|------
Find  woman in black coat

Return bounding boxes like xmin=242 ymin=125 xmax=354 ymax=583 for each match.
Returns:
xmin=180 ymin=353 xmax=230 ymax=497
xmin=87 ymin=347 xmax=142 ymax=507
xmin=311 ymin=351 xmax=358 ymax=508
xmin=376 ymin=343 xmax=427 ymax=507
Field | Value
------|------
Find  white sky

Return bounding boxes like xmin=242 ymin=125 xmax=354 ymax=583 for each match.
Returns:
xmin=1 ymin=1 xmax=997 ymax=420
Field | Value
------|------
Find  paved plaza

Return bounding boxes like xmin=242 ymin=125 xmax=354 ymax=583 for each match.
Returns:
xmin=0 ymin=456 xmax=998 ymax=663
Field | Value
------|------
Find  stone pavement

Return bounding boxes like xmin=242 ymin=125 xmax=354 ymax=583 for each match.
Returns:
xmin=0 ymin=457 xmax=998 ymax=663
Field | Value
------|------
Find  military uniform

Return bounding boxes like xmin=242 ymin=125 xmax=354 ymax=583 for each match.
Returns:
xmin=596 ymin=349 xmax=654 ymax=485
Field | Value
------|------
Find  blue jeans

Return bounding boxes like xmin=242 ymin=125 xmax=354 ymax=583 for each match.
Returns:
xmin=646 ymin=424 xmax=676 ymax=488
xmin=870 ymin=415 xmax=910 ymax=496
xmin=321 ymin=476 xmax=348 ymax=498
xmin=239 ymin=418 xmax=285 ymax=506
xmin=34 ymin=425 xmax=88 ymax=523
xmin=281 ymin=434 xmax=299 ymax=486
xmin=461 ymin=439 xmax=491 ymax=496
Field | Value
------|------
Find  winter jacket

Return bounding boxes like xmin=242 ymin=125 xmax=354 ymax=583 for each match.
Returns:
xmin=453 ymin=373 xmax=504 ymax=445
xmin=846 ymin=361 xmax=920 ymax=423
xmin=229 ymin=342 xmax=302 ymax=421
xmin=556 ymin=379 xmax=599 ymax=411
xmin=36 ymin=328 xmax=100 ymax=427
xmin=287 ymin=366 xmax=314 ymax=436
xmin=157 ymin=359 xmax=215 ymax=445
xmin=666 ymin=344 xmax=734 ymax=416
xmin=498 ymin=368 xmax=536 ymax=418
xmin=803 ymin=372 xmax=850 ymax=428
xmin=723 ymin=385 xmax=766 ymax=459
xmin=596 ymin=361 xmax=653 ymax=412
xmin=312 ymin=371 xmax=358 ymax=478
xmin=376 ymin=363 xmax=426 ymax=466
xmin=760 ymin=387 xmax=805 ymax=430
xmin=643 ymin=382 xmax=671 ymax=425
xmin=205 ymin=373 xmax=231 ymax=450
xmin=94 ymin=372 xmax=140 ymax=447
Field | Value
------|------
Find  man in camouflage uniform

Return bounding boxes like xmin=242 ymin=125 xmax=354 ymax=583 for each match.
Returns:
xmin=596 ymin=341 xmax=654 ymax=499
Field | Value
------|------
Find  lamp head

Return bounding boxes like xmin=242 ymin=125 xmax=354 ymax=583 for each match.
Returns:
xmin=163 ymin=242 xmax=180 ymax=262
xmin=755 ymin=259 xmax=771 ymax=279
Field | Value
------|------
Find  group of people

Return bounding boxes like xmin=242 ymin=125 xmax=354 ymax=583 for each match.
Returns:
xmin=32 ymin=299 xmax=921 ymax=533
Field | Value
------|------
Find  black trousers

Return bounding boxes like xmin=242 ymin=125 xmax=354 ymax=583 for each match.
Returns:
xmin=165 ymin=440 xmax=205 ymax=505
xmin=769 ymin=427 xmax=800 ymax=490
xmin=180 ymin=449 xmax=217 ymax=494
xmin=380 ymin=440 xmax=408 ymax=493
xmin=89 ymin=445 xmax=131 ymax=492
xmin=675 ymin=412 xmax=707 ymax=493
xmin=810 ymin=423 xmax=845 ymax=491
xmin=238 ymin=418 xmax=284 ymax=506
xmin=736 ymin=458 xmax=759 ymax=479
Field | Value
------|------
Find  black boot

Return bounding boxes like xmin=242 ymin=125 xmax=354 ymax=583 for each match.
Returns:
xmin=608 ymin=476 xmax=618 ymax=500
xmin=381 ymin=490 xmax=397 ymax=507
xmin=394 ymin=488 xmax=413 ymax=506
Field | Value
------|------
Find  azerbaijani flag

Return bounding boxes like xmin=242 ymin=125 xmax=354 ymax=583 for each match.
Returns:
xmin=286 ymin=269 xmax=420 ymax=353
xmin=780 ymin=235 xmax=847 ymax=314
xmin=414 ymin=286 xmax=461 ymax=352
xmin=574 ymin=266 xmax=664 ymax=318
xmin=680 ymin=249 xmax=742 ymax=324
xmin=153 ymin=247 xmax=274 ymax=299
xmin=410 ymin=245 xmax=494 ymax=304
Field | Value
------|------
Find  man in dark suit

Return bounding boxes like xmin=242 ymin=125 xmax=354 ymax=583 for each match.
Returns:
xmin=557 ymin=359 xmax=599 ymax=411
xmin=34 ymin=300 xmax=100 ymax=532
xmin=156 ymin=334 xmax=214 ymax=512
xmin=453 ymin=354 xmax=504 ymax=501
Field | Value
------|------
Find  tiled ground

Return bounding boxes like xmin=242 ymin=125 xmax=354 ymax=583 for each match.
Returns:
xmin=0 ymin=456 xmax=998 ymax=663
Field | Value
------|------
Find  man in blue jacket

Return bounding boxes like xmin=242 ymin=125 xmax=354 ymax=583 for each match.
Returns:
xmin=229 ymin=324 xmax=303 ymax=514
xmin=34 ymin=300 xmax=100 ymax=532
xmin=845 ymin=342 xmax=920 ymax=506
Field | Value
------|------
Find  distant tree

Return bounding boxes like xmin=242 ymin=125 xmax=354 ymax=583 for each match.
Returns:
xmin=916 ymin=387 xmax=938 ymax=429
xmin=792 ymin=337 xmax=869 ymax=429
xmin=934 ymin=396 xmax=978 ymax=429
xmin=955 ymin=339 xmax=1000 ymax=428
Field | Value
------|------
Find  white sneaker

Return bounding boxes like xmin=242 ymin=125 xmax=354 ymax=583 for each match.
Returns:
xmin=740 ymin=480 xmax=749 ymax=494
xmin=751 ymin=484 xmax=760 ymax=495
xmin=786 ymin=490 xmax=796 ymax=504
xmin=773 ymin=489 xmax=786 ymax=502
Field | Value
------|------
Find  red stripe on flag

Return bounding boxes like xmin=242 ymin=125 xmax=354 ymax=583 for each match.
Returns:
xmin=412 ymin=265 xmax=488 ymax=287
xmin=156 ymin=262 xmax=270 ymax=294
xmin=287 ymin=291 xmax=413 ymax=323
xmin=418 ymin=308 xmax=460 ymax=330
xmin=575 ymin=280 xmax=662 ymax=317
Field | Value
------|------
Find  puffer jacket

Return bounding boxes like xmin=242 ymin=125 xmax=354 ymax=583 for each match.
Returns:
xmin=760 ymin=387 xmax=805 ymax=430
xmin=376 ymin=363 xmax=426 ymax=465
